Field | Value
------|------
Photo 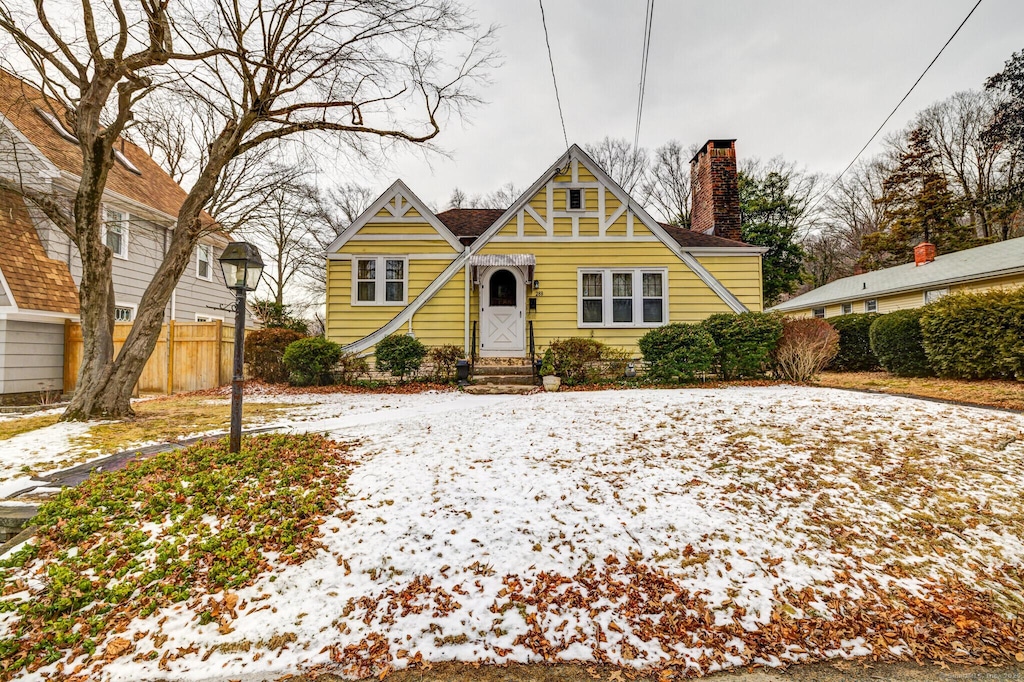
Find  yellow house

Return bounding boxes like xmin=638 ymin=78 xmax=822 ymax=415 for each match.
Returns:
xmin=325 ymin=141 xmax=766 ymax=360
xmin=770 ymin=238 xmax=1024 ymax=319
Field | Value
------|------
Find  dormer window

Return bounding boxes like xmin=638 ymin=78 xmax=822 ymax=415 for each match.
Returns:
xmin=36 ymin=107 xmax=142 ymax=175
xmin=567 ymin=188 xmax=583 ymax=211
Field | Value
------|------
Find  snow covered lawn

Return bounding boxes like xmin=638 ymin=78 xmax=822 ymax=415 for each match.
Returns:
xmin=3 ymin=386 xmax=1024 ymax=680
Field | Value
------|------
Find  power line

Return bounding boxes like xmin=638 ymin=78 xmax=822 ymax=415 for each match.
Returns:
xmin=633 ymin=0 xmax=655 ymax=151
xmin=538 ymin=0 xmax=569 ymax=149
xmin=805 ymin=0 xmax=984 ymax=219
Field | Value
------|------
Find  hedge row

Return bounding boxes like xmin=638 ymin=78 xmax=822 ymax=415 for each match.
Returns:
xmin=921 ymin=287 xmax=1024 ymax=380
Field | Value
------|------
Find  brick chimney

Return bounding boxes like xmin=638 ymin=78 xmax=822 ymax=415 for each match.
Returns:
xmin=690 ymin=139 xmax=741 ymax=241
xmin=914 ymin=242 xmax=936 ymax=266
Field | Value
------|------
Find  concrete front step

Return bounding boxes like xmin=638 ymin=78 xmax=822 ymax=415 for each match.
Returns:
xmin=472 ymin=375 xmax=537 ymax=386
xmin=463 ymin=384 xmax=538 ymax=395
xmin=473 ymin=364 xmax=535 ymax=376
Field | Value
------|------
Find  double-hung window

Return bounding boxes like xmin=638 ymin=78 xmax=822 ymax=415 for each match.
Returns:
xmin=196 ymin=244 xmax=213 ymax=281
xmin=194 ymin=242 xmax=212 ymax=280
xmin=864 ymin=299 xmax=878 ymax=313
xmin=812 ymin=307 xmax=826 ymax=319
xmin=924 ymin=288 xmax=949 ymax=304
xmin=354 ymin=256 xmax=407 ymax=305
xmin=840 ymin=302 xmax=853 ymax=315
xmin=103 ymin=208 xmax=129 ymax=259
xmin=578 ymin=268 xmax=667 ymax=327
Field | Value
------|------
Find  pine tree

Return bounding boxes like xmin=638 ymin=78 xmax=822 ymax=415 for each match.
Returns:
xmin=859 ymin=127 xmax=978 ymax=270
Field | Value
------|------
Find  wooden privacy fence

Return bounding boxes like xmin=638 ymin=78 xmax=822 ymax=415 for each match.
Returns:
xmin=64 ymin=320 xmax=243 ymax=395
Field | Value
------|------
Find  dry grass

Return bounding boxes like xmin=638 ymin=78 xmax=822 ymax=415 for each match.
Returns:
xmin=814 ymin=372 xmax=1024 ymax=412
xmin=0 ymin=412 xmax=60 ymax=441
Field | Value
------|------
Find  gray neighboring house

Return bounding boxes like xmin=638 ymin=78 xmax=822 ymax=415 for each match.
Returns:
xmin=0 ymin=69 xmax=236 ymax=403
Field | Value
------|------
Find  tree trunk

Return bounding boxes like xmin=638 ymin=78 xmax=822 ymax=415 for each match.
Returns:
xmin=63 ymin=131 xmax=237 ymax=421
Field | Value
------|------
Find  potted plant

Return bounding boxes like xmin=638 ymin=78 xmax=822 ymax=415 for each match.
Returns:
xmin=539 ymin=348 xmax=560 ymax=392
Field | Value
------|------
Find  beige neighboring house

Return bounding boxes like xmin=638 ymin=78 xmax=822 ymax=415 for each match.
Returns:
xmin=770 ymin=238 xmax=1024 ymax=318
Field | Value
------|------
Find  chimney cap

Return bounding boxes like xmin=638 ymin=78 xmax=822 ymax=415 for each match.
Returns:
xmin=691 ymin=139 xmax=737 ymax=164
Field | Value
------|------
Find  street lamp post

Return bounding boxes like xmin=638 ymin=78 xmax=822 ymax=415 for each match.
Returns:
xmin=218 ymin=242 xmax=265 ymax=453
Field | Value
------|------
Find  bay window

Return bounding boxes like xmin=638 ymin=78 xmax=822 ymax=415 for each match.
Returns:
xmin=578 ymin=268 xmax=667 ymax=327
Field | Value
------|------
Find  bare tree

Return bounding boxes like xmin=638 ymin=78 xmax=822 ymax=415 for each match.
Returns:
xmin=480 ymin=181 xmax=519 ymax=209
xmin=301 ymin=182 xmax=374 ymax=303
xmin=915 ymin=90 xmax=1007 ymax=239
xmin=0 ymin=0 xmax=495 ymax=419
xmin=644 ymin=140 xmax=699 ymax=226
xmin=584 ymin=136 xmax=648 ymax=195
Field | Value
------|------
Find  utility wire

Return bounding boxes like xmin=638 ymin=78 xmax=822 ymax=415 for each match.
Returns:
xmin=633 ymin=0 xmax=655 ymax=151
xmin=805 ymin=0 xmax=984 ymax=219
xmin=538 ymin=0 xmax=569 ymax=149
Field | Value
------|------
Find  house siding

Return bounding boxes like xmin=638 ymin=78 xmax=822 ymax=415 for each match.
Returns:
xmin=781 ymin=272 xmax=1024 ymax=318
xmin=36 ymin=209 xmax=235 ymax=321
xmin=0 ymin=319 xmax=64 ymax=395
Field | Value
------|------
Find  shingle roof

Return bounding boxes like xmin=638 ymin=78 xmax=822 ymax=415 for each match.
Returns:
xmin=0 ymin=189 xmax=78 ymax=314
xmin=0 ymin=69 xmax=199 ymax=221
xmin=435 ymin=209 xmax=505 ymax=239
xmin=658 ymin=223 xmax=752 ymax=249
xmin=434 ymin=209 xmax=754 ymax=249
xmin=771 ymin=237 xmax=1024 ymax=311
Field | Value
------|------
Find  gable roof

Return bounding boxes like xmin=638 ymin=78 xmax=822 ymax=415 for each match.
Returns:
xmin=658 ymin=223 xmax=752 ymax=249
xmin=0 ymin=69 xmax=195 ymax=222
xmin=0 ymin=189 xmax=78 ymax=314
xmin=771 ymin=236 xmax=1024 ymax=312
xmin=328 ymin=179 xmax=464 ymax=252
xmin=464 ymin=145 xmax=755 ymax=312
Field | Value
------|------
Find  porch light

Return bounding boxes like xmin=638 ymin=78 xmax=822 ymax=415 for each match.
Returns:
xmin=218 ymin=241 xmax=264 ymax=453
xmin=219 ymin=241 xmax=265 ymax=292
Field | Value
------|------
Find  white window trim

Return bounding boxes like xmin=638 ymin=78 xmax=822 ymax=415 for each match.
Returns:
xmin=196 ymin=243 xmax=213 ymax=281
xmin=812 ymin=307 xmax=826 ymax=319
xmin=196 ymin=313 xmax=224 ymax=322
xmin=113 ymin=303 xmax=136 ymax=322
xmin=351 ymin=256 xmax=409 ymax=306
xmin=577 ymin=268 xmax=668 ymax=328
xmin=864 ymin=299 xmax=878 ymax=313
xmin=565 ymin=187 xmax=586 ymax=212
xmin=923 ymin=288 xmax=949 ymax=304
xmin=840 ymin=303 xmax=852 ymax=315
xmin=102 ymin=206 xmax=130 ymax=260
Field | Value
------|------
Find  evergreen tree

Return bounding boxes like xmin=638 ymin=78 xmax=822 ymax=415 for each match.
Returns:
xmin=859 ymin=127 xmax=978 ymax=270
xmin=738 ymin=170 xmax=807 ymax=306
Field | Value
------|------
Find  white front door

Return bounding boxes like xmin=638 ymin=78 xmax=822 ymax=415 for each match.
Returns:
xmin=480 ymin=267 xmax=525 ymax=356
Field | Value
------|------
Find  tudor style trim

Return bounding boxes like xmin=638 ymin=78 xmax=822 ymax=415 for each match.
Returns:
xmin=328 ymin=179 xmax=465 ymax=253
xmin=337 ymin=145 xmax=753 ymax=354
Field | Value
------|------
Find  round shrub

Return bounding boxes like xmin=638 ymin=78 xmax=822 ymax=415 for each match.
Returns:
xmin=700 ymin=312 xmax=783 ymax=379
xmin=920 ymin=287 xmax=1024 ymax=380
xmin=772 ymin=318 xmax=839 ymax=382
xmin=283 ymin=337 xmax=343 ymax=386
xmin=638 ymin=323 xmax=717 ymax=383
xmin=827 ymin=313 xmax=881 ymax=372
xmin=547 ymin=337 xmax=605 ymax=385
xmin=244 ymin=328 xmax=306 ymax=383
xmin=375 ymin=334 xmax=426 ymax=381
xmin=869 ymin=310 xmax=931 ymax=377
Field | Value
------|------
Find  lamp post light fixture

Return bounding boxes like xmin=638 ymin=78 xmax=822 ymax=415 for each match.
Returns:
xmin=218 ymin=241 xmax=265 ymax=453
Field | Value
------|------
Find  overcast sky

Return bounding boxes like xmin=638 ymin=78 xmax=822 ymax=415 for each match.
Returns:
xmin=324 ymin=0 xmax=1024 ymax=210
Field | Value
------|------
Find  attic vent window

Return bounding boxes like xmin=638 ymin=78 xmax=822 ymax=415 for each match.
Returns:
xmin=568 ymin=188 xmax=583 ymax=210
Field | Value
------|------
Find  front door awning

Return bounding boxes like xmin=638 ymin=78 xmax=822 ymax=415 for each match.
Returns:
xmin=469 ymin=254 xmax=535 ymax=283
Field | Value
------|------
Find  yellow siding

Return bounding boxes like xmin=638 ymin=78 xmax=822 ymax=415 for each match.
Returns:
xmin=476 ymin=240 xmax=744 ymax=355
xmin=409 ymin=271 xmax=465 ymax=348
xmin=360 ymin=222 xmax=443 ymax=236
xmin=326 ymin=257 xmax=463 ymax=348
xmin=780 ymin=273 xmax=1024 ymax=318
xmin=696 ymin=256 xmax=764 ymax=312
